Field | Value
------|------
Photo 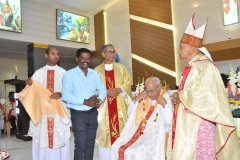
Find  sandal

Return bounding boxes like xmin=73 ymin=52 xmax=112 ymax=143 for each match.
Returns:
xmin=0 ymin=150 xmax=10 ymax=160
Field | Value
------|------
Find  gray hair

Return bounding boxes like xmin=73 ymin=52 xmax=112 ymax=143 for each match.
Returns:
xmin=145 ymin=77 xmax=161 ymax=86
xmin=102 ymin=44 xmax=114 ymax=52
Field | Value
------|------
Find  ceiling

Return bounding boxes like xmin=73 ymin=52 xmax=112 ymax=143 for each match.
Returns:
xmin=23 ymin=0 xmax=118 ymax=15
xmin=0 ymin=0 xmax=117 ymax=62
xmin=0 ymin=38 xmax=81 ymax=62
xmin=0 ymin=39 xmax=29 ymax=60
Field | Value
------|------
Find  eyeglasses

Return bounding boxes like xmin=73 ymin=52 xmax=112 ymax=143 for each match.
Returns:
xmin=178 ymin=45 xmax=190 ymax=50
xmin=178 ymin=45 xmax=183 ymax=50
xmin=144 ymin=85 xmax=159 ymax=95
xmin=105 ymin=50 xmax=116 ymax=54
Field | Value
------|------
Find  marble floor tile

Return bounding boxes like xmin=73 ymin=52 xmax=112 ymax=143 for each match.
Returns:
xmin=0 ymin=133 xmax=100 ymax=160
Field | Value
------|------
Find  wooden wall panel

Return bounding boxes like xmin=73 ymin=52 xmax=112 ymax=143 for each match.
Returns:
xmin=129 ymin=0 xmax=172 ymax=24
xmin=131 ymin=19 xmax=175 ymax=71
xmin=130 ymin=0 xmax=176 ymax=88
xmin=90 ymin=10 xmax=105 ymax=69
xmin=210 ymin=48 xmax=240 ymax=62
xmin=203 ymin=38 xmax=240 ymax=62
xmin=132 ymin=59 xmax=176 ymax=89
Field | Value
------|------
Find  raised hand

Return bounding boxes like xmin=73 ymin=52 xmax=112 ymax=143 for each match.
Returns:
xmin=134 ymin=91 xmax=147 ymax=103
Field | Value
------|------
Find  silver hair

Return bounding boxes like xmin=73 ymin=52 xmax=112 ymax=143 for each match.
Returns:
xmin=145 ymin=77 xmax=161 ymax=86
xmin=102 ymin=44 xmax=114 ymax=52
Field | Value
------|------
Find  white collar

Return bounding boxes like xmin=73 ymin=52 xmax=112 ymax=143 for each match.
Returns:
xmin=46 ymin=65 xmax=57 ymax=70
xmin=105 ymin=63 xmax=113 ymax=71
xmin=151 ymin=100 xmax=156 ymax=106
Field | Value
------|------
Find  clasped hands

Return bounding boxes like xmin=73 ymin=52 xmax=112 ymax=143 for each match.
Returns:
xmin=25 ymin=78 xmax=62 ymax=99
xmin=107 ymin=88 xmax=122 ymax=97
xmin=84 ymin=95 xmax=102 ymax=108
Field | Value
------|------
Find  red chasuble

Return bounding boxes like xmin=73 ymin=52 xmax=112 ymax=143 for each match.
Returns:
xmin=105 ymin=70 xmax=120 ymax=145
xmin=47 ymin=70 xmax=54 ymax=149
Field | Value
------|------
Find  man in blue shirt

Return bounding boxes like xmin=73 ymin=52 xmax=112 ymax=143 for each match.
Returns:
xmin=62 ymin=48 xmax=107 ymax=160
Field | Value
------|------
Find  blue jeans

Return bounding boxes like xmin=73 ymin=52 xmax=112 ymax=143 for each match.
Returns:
xmin=70 ymin=108 xmax=98 ymax=160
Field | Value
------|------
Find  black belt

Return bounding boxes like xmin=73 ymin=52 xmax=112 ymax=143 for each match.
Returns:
xmin=71 ymin=108 xmax=96 ymax=112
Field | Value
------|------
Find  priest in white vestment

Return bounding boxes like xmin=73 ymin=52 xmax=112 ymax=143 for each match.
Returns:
xmin=24 ymin=47 xmax=71 ymax=160
xmin=111 ymin=77 xmax=173 ymax=160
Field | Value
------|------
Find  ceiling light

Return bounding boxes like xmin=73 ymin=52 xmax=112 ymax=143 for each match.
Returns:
xmin=193 ymin=3 xmax=199 ymax=8
xmin=130 ymin=15 xmax=173 ymax=30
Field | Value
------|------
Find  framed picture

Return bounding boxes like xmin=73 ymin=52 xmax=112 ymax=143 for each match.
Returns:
xmin=222 ymin=0 xmax=239 ymax=26
xmin=0 ymin=0 xmax=21 ymax=32
xmin=56 ymin=9 xmax=90 ymax=43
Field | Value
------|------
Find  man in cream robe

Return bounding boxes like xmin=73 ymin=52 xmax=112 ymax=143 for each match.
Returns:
xmin=94 ymin=44 xmax=132 ymax=160
xmin=25 ymin=47 xmax=71 ymax=160
xmin=169 ymin=14 xmax=240 ymax=160
xmin=111 ymin=77 xmax=173 ymax=160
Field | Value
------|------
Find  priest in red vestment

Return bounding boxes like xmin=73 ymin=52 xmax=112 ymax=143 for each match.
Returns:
xmin=94 ymin=44 xmax=132 ymax=160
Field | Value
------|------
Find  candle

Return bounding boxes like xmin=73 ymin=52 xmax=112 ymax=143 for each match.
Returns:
xmin=15 ymin=65 xmax=18 ymax=74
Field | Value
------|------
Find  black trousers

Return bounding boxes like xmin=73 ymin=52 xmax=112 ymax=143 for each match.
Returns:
xmin=70 ymin=108 xmax=98 ymax=160
xmin=10 ymin=117 xmax=17 ymax=132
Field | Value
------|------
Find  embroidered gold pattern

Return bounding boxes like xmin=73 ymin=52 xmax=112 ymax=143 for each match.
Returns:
xmin=110 ymin=113 xmax=120 ymax=139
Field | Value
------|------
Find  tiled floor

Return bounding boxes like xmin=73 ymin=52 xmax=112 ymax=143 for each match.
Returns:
xmin=0 ymin=132 xmax=99 ymax=160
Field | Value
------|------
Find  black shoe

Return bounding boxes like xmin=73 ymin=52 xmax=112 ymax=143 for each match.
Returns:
xmin=10 ymin=129 xmax=17 ymax=134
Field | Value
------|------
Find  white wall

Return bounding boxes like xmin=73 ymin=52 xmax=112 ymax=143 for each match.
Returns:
xmin=0 ymin=0 xmax=96 ymax=99
xmin=0 ymin=0 xmax=95 ymax=50
xmin=215 ymin=59 xmax=240 ymax=75
xmin=0 ymin=57 xmax=27 ymax=100
xmin=172 ymin=0 xmax=240 ymax=84
xmin=105 ymin=0 xmax=132 ymax=79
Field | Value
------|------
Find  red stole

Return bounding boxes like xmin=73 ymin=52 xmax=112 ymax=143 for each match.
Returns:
xmin=118 ymin=105 xmax=155 ymax=160
xmin=47 ymin=117 xmax=54 ymax=149
xmin=47 ymin=70 xmax=54 ymax=93
xmin=172 ymin=65 xmax=192 ymax=148
xmin=105 ymin=70 xmax=120 ymax=145
xmin=47 ymin=70 xmax=54 ymax=149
